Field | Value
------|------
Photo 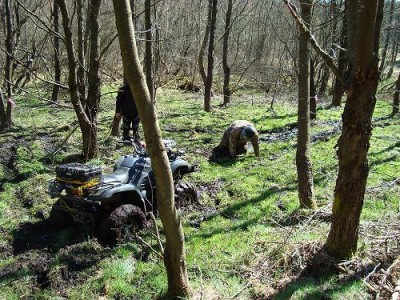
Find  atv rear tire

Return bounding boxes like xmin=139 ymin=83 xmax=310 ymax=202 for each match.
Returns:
xmin=175 ymin=181 xmax=198 ymax=209
xmin=96 ymin=204 xmax=146 ymax=246
xmin=49 ymin=200 xmax=73 ymax=229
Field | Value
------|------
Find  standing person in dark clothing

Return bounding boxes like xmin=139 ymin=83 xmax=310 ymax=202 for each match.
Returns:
xmin=115 ymin=83 xmax=140 ymax=141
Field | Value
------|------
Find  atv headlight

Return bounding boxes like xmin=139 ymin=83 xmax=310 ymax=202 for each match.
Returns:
xmin=48 ymin=180 xmax=64 ymax=198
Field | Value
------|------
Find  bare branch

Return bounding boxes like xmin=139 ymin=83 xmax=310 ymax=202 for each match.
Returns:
xmin=100 ymin=34 xmax=118 ymax=61
xmin=15 ymin=0 xmax=63 ymax=40
xmin=282 ymin=0 xmax=344 ymax=85
xmin=0 ymin=45 xmax=68 ymax=90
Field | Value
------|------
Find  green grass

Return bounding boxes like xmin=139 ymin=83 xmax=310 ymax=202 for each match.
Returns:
xmin=273 ymin=276 xmax=369 ymax=300
xmin=0 ymin=86 xmax=399 ymax=299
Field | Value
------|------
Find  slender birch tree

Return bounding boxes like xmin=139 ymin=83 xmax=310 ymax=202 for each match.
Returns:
xmin=296 ymin=0 xmax=316 ymax=209
xmin=112 ymin=0 xmax=190 ymax=297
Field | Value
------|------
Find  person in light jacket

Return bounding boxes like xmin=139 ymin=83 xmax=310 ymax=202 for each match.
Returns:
xmin=216 ymin=120 xmax=260 ymax=158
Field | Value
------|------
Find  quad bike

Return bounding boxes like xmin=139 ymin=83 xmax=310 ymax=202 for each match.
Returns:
xmin=48 ymin=139 xmax=197 ymax=245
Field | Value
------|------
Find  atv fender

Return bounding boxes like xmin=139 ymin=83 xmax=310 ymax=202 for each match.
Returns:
xmin=94 ymin=185 xmax=147 ymax=214
xmin=96 ymin=184 xmax=141 ymax=198
xmin=170 ymin=159 xmax=194 ymax=178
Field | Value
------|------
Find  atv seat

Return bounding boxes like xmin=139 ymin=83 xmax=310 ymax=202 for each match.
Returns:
xmin=102 ymin=167 xmax=130 ymax=184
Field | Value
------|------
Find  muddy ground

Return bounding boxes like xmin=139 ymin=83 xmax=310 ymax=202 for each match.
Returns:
xmin=0 ymin=118 xmax=398 ymax=299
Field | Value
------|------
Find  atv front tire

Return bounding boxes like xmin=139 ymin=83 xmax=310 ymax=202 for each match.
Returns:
xmin=49 ymin=200 xmax=73 ymax=229
xmin=175 ymin=181 xmax=198 ymax=209
xmin=96 ymin=204 xmax=146 ymax=246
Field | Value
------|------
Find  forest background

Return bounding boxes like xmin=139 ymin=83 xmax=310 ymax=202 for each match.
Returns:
xmin=0 ymin=0 xmax=399 ymax=299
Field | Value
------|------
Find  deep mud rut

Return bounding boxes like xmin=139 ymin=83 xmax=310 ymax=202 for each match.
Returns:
xmin=259 ymin=120 xmax=342 ymax=143
xmin=0 ymin=139 xmax=19 ymax=189
xmin=0 ymin=217 xmax=116 ymax=295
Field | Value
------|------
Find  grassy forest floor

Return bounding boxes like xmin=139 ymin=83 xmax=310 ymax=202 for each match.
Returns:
xmin=0 ymin=86 xmax=399 ymax=299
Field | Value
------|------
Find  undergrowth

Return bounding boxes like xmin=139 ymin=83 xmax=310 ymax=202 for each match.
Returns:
xmin=0 ymin=87 xmax=399 ymax=299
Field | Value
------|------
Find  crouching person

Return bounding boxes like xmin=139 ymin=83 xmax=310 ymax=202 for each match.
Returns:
xmin=213 ymin=120 xmax=260 ymax=159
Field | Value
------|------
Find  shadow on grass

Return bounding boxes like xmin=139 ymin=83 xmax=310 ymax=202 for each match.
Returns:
xmin=11 ymin=218 xmax=91 ymax=255
xmin=207 ymin=148 xmax=240 ymax=166
xmin=193 ymin=185 xmax=296 ymax=239
xmin=272 ymin=275 xmax=360 ymax=300
xmin=369 ymin=153 xmax=400 ymax=170
xmin=369 ymin=140 xmax=400 ymax=157
xmin=1 ymin=124 xmax=64 ymax=141
xmin=270 ymin=247 xmax=374 ymax=300
xmin=208 ymin=156 xmax=238 ymax=167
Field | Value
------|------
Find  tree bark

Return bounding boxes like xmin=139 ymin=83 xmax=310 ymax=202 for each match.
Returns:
xmin=84 ymin=0 xmax=101 ymax=159
xmin=310 ymin=57 xmax=317 ymax=120
xmin=331 ymin=9 xmax=347 ymax=107
xmin=319 ymin=0 xmax=336 ymax=96
xmin=0 ymin=89 xmax=6 ymax=130
xmin=198 ymin=0 xmax=212 ymax=86
xmin=296 ymin=0 xmax=316 ymax=209
xmin=112 ymin=0 xmax=190 ymax=297
xmin=204 ymin=0 xmax=217 ymax=112
xmin=374 ymin=0 xmax=385 ymax=59
xmin=111 ymin=114 xmax=121 ymax=136
xmin=58 ymin=0 xmax=97 ymax=159
xmin=378 ymin=0 xmax=395 ymax=74
xmin=222 ymin=0 xmax=233 ymax=106
xmin=326 ymin=0 xmax=379 ymax=259
xmin=153 ymin=7 xmax=161 ymax=91
xmin=77 ymin=0 xmax=86 ymax=106
xmin=386 ymin=32 xmax=399 ymax=79
xmin=144 ymin=0 xmax=155 ymax=102
xmin=51 ymin=0 xmax=61 ymax=103
xmin=13 ymin=43 xmax=36 ymax=93
xmin=318 ymin=65 xmax=329 ymax=96
xmin=4 ymin=0 xmax=13 ymax=128
xmin=392 ymin=71 xmax=400 ymax=116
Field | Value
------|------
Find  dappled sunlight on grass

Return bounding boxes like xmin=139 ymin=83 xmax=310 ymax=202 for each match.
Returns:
xmin=0 ymin=88 xmax=398 ymax=299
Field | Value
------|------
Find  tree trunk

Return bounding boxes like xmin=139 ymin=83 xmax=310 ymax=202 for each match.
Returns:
xmin=13 ymin=43 xmax=36 ymax=93
xmin=154 ymin=7 xmax=161 ymax=91
xmin=112 ymin=0 xmax=189 ymax=297
xmin=51 ymin=0 xmax=61 ymax=103
xmin=84 ymin=0 xmax=101 ymax=159
xmin=58 ymin=0 xmax=95 ymax=160
xmin=386 ymin=33 xmax=399 ymax=79
xmin=0 ymin=89 xmax=6 ymax=130
xmin=374 ymin=0 xmax=385 ymax=58
xmin=378 ymin=0 xmax=395 ymax=74
xmin=331 ymin=10 xmax=347 ymax=107
xmin=204 ymin=0 xmax=217 ymax=112
xmin=111 ymin=114 xmax=121 ymax=136
xmin=318 ymin=66 xmax=329 ymax=96
xmin=77 ymin=0 xmax=86 ymax=106
xmin=326 ymin=0 xmax=379 ymax=259
xmin=145 ymin=0 xmax=155 ymax=102
xmin=296 ymin=0 xmax=316 ymax=209
xmin=4 ymin=0 xmax=13 ymax=128
xmin=318 ymin=0 xmax=336 ymax=96
xmin=222 ymin=0 xmax=233 ymax=106
xmin=392 ymin=71 xmax=400 ymax=116
xmin=198 ymin=0 xmax=212 ymax=86
xmin=310 ymin=57 xmax=317 ymax=120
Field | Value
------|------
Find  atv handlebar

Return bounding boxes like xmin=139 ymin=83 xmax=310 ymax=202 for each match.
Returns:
xmin=132 ymin=140 xmax=147 ymax=156
xmin=119 ymin=138 xmax=183 ymax=160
